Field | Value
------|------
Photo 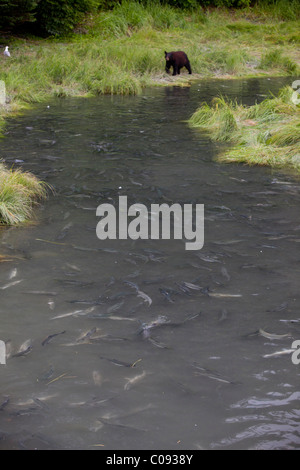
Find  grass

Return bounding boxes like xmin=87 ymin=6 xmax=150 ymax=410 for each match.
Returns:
xmin=0 ymin=163 xmax=49 ymax=225
xmin=0 ymin=1 xmax=299 ymax=223
xmin=188 ymin=86 xmax=300 ymax=172
xmin=0 ymin=1 xmax=299 ymax=106
xmin=259 ymin=49 xmax=299 ymax=75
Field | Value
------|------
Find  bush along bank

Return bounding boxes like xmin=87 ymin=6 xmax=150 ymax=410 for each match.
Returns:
xmin=0 ymin=163 xmax=49 ymax=225
xmin=188 ymin=86 xmax=300 ymax=173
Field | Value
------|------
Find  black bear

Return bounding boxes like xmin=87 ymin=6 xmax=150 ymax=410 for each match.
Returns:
xmin=165 ymin=51 xmax=192 ymax=76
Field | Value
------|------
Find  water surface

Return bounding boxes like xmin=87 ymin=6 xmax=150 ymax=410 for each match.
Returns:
xmin=0 ymin=77 xmax=299 ymax=450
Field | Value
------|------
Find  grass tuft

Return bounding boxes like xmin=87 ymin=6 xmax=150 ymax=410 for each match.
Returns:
xmin=0 ymin=1 xmax=299 ymax=109
xmin=0 ymin=164 xmax=50 ymax=225
xmin=259 ymin=49 xmax=299 ymax=75
xmin=189 ymin=96 xmax=239 ymax=142
xmin=188 ymin=86 xmax=300 ymax=172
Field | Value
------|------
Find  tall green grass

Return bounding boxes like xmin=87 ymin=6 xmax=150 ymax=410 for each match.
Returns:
xmin=252 ymin=0 xmax=300 ymax=21
xmin=0 ymin=1 xmax=299 ymax=104
xmin=259 ymin=49 xmax=299 ymax=75
xmin=188 ymin=86 xmax=300 ymax=172
xmin=0 ymin=164 xmax=49 ymax=225
xmin=189 ymin=96 xmax=239 ymax=141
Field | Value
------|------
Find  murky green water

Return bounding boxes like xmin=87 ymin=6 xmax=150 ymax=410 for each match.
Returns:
xmin=0 ymin=77 xmax=299 ymax=450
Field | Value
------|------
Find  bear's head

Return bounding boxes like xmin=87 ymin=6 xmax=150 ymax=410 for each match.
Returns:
xmin=165 ymin=51 xmax=173 ymax=73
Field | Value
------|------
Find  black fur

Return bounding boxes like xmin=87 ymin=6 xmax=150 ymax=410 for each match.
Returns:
xmin=164 ymin=50 xmax=192 ymax=76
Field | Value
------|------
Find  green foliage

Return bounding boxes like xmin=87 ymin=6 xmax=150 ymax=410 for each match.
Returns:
xmin=189 ymin=96 xmax=239 ymax=141
xmin=91 ymin=0 xmax=189 ymax=37
xmin=0 ymin=0 xmax=38 ymax=29
xmin=253 ymin=0 xmax=300 ymax=21
xmin=226 ymin=22 xmax=259 ymax=33
xmin=139 ymin=0 xmax=251 ymax=7
xmin=1 ymin=0 xmax=299 ymax=37
xmin=36 ymin=0 xmax=102 ymax=35
xmin=159 ymin=0 xmax=198 ymax=9
xmin=206 ymin=49 xmax=250 ymax=74
xmin=188 ymin=86 xmax=300 ymax=172
xmin=0 ymin=164 xmax=49 ymax=225
xmin=259 ymin=49 xmax=299 ymax=75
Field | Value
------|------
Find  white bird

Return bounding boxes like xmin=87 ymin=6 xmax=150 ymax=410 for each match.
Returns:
xmin=4 ymin=46 xmax=10 ymax=57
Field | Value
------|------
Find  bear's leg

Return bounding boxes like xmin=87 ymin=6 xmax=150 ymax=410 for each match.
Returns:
xmin=172 ymin=65 xmax=177 ymax=76
xmin=185 ymin=61 xmax=192 ymax=74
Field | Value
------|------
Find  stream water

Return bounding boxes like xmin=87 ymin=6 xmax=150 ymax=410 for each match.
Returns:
xmin=0 ymin=77 xmax=299 ymax=450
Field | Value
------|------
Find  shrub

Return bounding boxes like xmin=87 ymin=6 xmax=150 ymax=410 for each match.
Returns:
xmin=36 ymin=0 xmax=102 ymax=35
xmin=0 ymin=0 xmax=38 ymax=29
xmin=0 ymin=164 xmax=49 ymax=225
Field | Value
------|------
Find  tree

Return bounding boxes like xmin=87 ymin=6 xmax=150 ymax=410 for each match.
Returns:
xmin=36 ymin=0 xmax=102 ymax=35
xmin=0 ymin=0 xmax=38 ymax=29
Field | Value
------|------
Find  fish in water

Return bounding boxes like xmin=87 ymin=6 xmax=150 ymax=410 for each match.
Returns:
xmin=159 ymin=287 xmax=176 ymax=303
xmin=147 ymin=337 xmax=169 ymax=349
xmin=197 ymin=254 xmax=221 ymax=263
xmin=123 ymin=280 xmax=139 ymax=291
xmin=220 ymin=267 xmax=230 ymax=281
xmin=193 ymin=363 xmax=240 ymax=385
xmin=245 ymin=329 xmax=292 ymax=340
xmin=263 ymin=349 xmax=295 ymax=358
xmin=92 ymin=371 xmax=103 ymax=386
xmin=137 ymin=289 xmax=152 ymax=306
xmin=0 ymin=397 xmax=10 ymax=411
xmin=209 ymin=292 xmax=242 ymax=298
xmin=280 ymin=319 xmax=300 ymax=324
xmin=176 ymin=282 xmax=192 ymax=295
xmin=124 ymin=371 xmax=147 ymax=391
xmin=76 ymin=327 xmax=99 ymax=342
xmin=138 ymin=315 xmax=170 ymax=338
xmin=24 ymin=290 xmax=58 ymax=296
xmin=8 ymin=268 xmax=17 ymax=280
xmin=0 ymin=279 xmax=23 ymax=290
xmin=51 ymin=306 xmax=95 ymax=320
xmin=12 ymin=339 xmax=32 ymax=358
xmin=41 ymin=331 xmax=66 ymax=346
xmin=56 ymin=222 xmax=73 ymax=241
xmin=267 ymin=302 xmax=288 ymax=312
xmin=182 ymin=281 xmax=202 ymax=291
xmin=258 ymin=328 xmax=292 ymax=340
xmin=106 ymin=301 xmax=124 ymax=314
xmin=47 ymin=300 xmax=56 ymax=310
xmin=218 ymin=309 xmax=228 ymax=322
xmin=100 ymin=356 xmax=140 ymax=368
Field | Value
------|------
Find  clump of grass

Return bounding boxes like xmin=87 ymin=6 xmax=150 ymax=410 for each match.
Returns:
xmin=188 ymin=86 xmax=300 ymax=172
xmin=0 ymin=164 xmax=49 ymax=225
xmin=219 ymin=144 xmax=300 ymax=171
xmin=91 ymin=0 xmax=186 ymax=38
xmin=226 ymin=22 xmax=259 ymax=34
xmin=267 ymin=121 xmax=300 ymax=146
xmin=189 ymin=96 xmax=239 ymax=141
xmin=246 ymin=86 xmax=298 ymax=122
xmin=259 ymin=49 xmax=299 ymax=75
xmin=253 ymin=0 xmax=300 ymax=21
xmin=206 ymin=49 xmax=250 ymax=75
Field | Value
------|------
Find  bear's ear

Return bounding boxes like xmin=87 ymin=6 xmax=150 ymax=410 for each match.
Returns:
xmin=164 ymin=51 xmax=168 ymax=56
